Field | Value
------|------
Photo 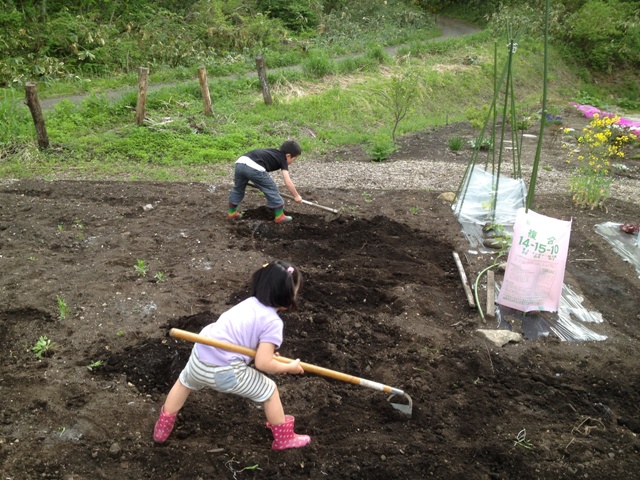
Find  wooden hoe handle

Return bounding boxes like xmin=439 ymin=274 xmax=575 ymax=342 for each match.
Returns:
xmin=169 ymin=328 xmax=404 ymax=395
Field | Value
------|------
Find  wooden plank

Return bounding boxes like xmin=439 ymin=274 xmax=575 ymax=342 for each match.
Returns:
xmin=452 ymin=251 xmax=475 ymax=308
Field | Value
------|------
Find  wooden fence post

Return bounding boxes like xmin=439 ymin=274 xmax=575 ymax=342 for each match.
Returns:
xmin=24 ymin=82 xmax=50 ymax=149
xmin=255 ymin=55 xmax=273 ymax=106
xmin=198 ymin=66 xmax=213 ymax=116
xmin=136 ymin=67 xmax=149 ymax=126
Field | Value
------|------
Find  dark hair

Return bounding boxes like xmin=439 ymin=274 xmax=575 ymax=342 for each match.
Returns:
xmin=279 ymin=140 xmax=302 ymax=158
xmin=251 ymin=260 xmax=302 ymax=310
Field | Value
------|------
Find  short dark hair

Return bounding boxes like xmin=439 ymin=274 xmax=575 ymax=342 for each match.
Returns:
xmin=279 ymin=140 xmax=302 ymax=158
xmin=251 ymin=260 xmax=302 ymax=310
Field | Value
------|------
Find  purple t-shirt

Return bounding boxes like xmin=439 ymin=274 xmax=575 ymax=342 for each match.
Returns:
xmin=195 ymin=296 xmax=283 ymax=366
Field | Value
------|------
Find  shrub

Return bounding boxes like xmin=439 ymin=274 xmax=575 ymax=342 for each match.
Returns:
xmin=566 ymin=113 xmax=633 ymax=209
xmin=448 ymin=135 xmax=464 ymax=151
xmin=367 ymin=135 xmax=396 ymax=162
xmin=564 ymin=0 xmax=640 ymax=71
xmin=302 ymin=51 xmax=334 ymax=78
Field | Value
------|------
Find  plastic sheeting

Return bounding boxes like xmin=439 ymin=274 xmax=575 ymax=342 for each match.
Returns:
xmin=495 ymin=283 xmax=607 ymax=342
xmin=595 ymin=222 xmax=640 ymax=278
xmin=452 ymin=167 xmax=526 ymax=226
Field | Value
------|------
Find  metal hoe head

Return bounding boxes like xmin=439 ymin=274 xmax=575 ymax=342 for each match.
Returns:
xmin=387 ymin=392 xmax=413 ymax=417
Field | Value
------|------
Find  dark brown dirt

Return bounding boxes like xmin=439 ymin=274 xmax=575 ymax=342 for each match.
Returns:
xmin=1 ymin=113 xmax=640 ymax=479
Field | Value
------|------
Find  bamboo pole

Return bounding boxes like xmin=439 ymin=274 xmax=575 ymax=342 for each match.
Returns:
xmin=453 ymin=252 xmax=476 ymax=308
xmin=24 ymin=82 xmax=50 ymax=149
xmin=198 ymin=66 xmax=213 ymax=116
xmin=255 ymin=55 xmax=273 ymax=105
xmin=135 ymin=67 xmax=149 ymax=126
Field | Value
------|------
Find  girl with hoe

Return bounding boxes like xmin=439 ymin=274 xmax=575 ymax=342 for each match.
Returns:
xmin=153 ymin=260 xmax=311 ymax=451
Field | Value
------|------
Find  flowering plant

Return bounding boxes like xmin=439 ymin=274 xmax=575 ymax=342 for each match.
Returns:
xmin=565 ymin=114 xmax=632 ymax=209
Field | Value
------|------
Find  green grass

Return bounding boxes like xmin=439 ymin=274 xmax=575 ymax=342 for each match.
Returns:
xmin=0 ymin=27 xmax=589 ymax=181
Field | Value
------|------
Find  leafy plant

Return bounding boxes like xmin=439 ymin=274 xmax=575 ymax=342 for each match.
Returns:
xmin=32 ymin=336 xmax=54 ymax=359
xmin=240 ymin=464 xmax=262 ymax=473
xmin=87 ymin=360 xmax=104 ymax=371
xmin=448 ymin=135 xmax=464 ymax=151
xmin=362 ymin=192 xmax=373 ymax=204
xmin=367 ymin=135 xmax=397 ymax=162
xmin=465 ymin=105 xmax=491 ymax=131
xmin=154 ymin=272 xmax=166 ymax=283
xmin=566 ymin=113 xmax=632 ymax=209
xmin=410 ymin=206 xmax=420 ymax=215
xmin=302 ymin=51 xmax=334 ymax=78
xmin=57 ymin=295 xmax=70 ymax=320
xmin=134 ymin=259 xmax=148 ymax=277
xmin=514 ymin=429 xmax=534 ymax=450
xmin=468 ymin=136 xmax=493 ymax=151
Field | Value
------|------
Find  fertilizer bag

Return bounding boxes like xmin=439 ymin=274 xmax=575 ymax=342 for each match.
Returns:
xmin=497 ymin=208 xmax=572 ymax=312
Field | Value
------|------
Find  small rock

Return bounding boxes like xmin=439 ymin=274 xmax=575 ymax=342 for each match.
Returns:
xmin=142 ymin=204 xmax=153 ymax=211
xmin=438 ymin=192 xmax=456 ymax=202
xmin=109 ymin=443 xmax=121 ymax=457
xmin=476 ymin=329 xmax=523 ymax=347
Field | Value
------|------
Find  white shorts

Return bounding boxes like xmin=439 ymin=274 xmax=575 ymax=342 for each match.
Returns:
xmin=179 ymin=346 xmax=276 ymax=403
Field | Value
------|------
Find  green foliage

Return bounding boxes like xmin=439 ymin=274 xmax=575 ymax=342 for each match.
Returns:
xmin=382 ymin=69 xmax=423 ymax=142
xmin=566 ymin=113 xmax=633 ymax=209
xmin=135 ymin=259 xmax=149 ymax=277
xmin=486 ymin=1 xmax=563 ymax=39
xmin=465 ymin=105 xmax=491 ymax=131
xmin=32 ymin=336 xmax=54 ymax=359
xmin=302 ymin=51 xmax=335 ymax=78
xmin=57 ymin=295 xmax=70 ymax=320
xmin=514 ymin=429 xmax=534 ymax=450
xmin=365 ymin=44 xmax=391 ymax=64
xmin=257 ymin=0 xmax=320 ymax=31
xmin=2 ymin=1 xmax=630 ymax=182
xmin=87 ymin=360 xmax=104 ymax=371
xmin=367 ymin=134 xmax=397 ymax=162
xmin=563 ymin=0 xmax=640 ymax=72
xmin=468 ymin=136 xmax=493 ymax=150
xmin=448 ymin=135 xmax=464 ymax=151
xmin=0 ymin=90 xmax=31 ymax=144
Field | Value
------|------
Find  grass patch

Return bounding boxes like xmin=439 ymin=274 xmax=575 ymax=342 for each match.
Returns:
xmin=1 ymin=25 xmax=589 ymax=180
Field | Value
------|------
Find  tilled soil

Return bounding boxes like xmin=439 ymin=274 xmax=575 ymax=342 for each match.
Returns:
xmin=1 ymin=114 xmax=640 ymax=479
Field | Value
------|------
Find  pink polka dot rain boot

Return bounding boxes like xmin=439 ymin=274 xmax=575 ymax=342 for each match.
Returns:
xmin=265 ymin=414 xmax=294 ymax=430
xmin=153 ymin=406 xmax=177 ymax=443
xmin=269 ymin=415 xmax=311 ymax=451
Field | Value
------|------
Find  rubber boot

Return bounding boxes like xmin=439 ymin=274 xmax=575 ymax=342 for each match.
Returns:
xmin=228 ymin=203 xmax=243 ymax=220
xmin=273 ymin=206 xmax=292 ymax=224
xmin=265 ymin=414 xmax=294 ymax=430
xmin=153 ymin=406 xmax=177 ymax=443
xmin=270 ymin=415 xmax=311 ymax=451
